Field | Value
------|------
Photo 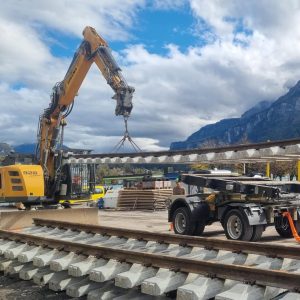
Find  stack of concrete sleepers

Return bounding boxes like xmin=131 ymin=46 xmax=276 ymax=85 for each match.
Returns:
xmin=117 ymin=189 xmax=173 ymax=210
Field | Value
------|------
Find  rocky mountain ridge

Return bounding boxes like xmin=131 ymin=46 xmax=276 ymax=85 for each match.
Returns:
xmin=170 ymin=81 xmax=300 ymax=150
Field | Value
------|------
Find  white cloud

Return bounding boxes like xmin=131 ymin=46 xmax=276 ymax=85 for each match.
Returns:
xmin=0 ymin=1 xmax=145 ymax=40
xmin=0 ymin=20 xmax=51 ymax=84
xmin=152 ymin=0 xmax=186 ymax=10
xmin=1 ymin=0 xmax=300 ymax=153
xmin=0 ymin=83 xmax=49 ymax=145
xmin=65 ymin=123 xmax=167 ymax=152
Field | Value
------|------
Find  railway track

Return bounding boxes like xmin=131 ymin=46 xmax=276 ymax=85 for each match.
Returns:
xmin=0 ymin=219 xmax=299 ymax=299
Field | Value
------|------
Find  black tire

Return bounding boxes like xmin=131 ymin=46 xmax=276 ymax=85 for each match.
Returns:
xmin=275 ymin=216 xmax=293 ymax=238
xmin=224 ymin=209 xmax=253 ymax=241
xmin=24 ymin=203 xmax=32 ymax=210
xmin=193 ymin=202 xmax=209 ymax=236
xmin=172 ymin=207 xmax=196 ymax=235
xmin=251 ymin=225 xmax=264 ymax=242
xmin=194 ymin=221 xmax=205 ymax=236
xmin=62 ymin=201 xmax=71 ymax=209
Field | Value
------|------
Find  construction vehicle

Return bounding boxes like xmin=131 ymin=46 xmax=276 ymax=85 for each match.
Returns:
xmin=59 ymin=185 xmax=105 ymax=208
xmin=0 ymin=26 xmax=134 ymax=207
xmin=168 ymin=171 xmax=300 ymax=241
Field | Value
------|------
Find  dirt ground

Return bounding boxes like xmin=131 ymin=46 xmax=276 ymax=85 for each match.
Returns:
xmin=98 ymin=209 xmax=300 ymax=247
xmin=0 ymin=208 xmax=299 ymax=299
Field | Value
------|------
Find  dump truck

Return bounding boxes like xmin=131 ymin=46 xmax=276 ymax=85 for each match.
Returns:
xmin=168 ymin=171 xmax=300 ymax=241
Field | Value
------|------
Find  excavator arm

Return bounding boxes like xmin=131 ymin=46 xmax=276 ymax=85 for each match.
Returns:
xmin=36 ymin=26 xmax=135 ymax=198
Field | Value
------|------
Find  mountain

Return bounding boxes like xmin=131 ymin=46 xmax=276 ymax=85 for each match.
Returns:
xmin=170 ymin=81 xmax=300 ymax=150
xmin=13 ymin=143 xmax=83 ymax=154
xmin=0 ymin=143 xmax=14 ymax=156
xmin=241 ymin=100 xmax=273 ymax=119
xmin=14 ymin=143 xmax=36 ymax=154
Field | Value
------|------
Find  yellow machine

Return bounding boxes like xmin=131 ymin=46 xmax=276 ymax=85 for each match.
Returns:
xmin=90 ymin=185 xmax=106 ymax=201
xmin=1 ymin=26 xmax=134 ymax=206
xmin=0 ymin=165 xmax=44 ymax=203
xmin=60 ymin=185 xmax=105 ymax=207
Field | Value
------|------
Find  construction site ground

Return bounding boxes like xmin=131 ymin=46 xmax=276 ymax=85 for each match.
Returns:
xmin=98 ymin=209 xmax=300 ymax=247
xmin=0 ymin=208 xmax=299 ymax=299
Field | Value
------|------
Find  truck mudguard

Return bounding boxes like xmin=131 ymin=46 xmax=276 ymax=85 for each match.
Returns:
xmin=218 ymin=203 xmax=267 ymax=226
xmin=168 ymin=196 xmax=209 ymax=223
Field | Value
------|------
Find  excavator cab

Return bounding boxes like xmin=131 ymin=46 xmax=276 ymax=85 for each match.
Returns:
xmin=56 ymin=162 xmax=96 ymax=204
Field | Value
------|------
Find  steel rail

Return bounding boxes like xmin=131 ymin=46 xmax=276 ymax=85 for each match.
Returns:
xmin=73 ymin=138 xmax=300 ymax=159
xmin=0 ymin=229 xmax=299 ymax=291
xmin=33 ymin=218 xmax=300 ymax=259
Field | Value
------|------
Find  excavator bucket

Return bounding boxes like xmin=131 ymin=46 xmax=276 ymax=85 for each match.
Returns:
xmin=0 ymin=207 xmax=98 ymax=230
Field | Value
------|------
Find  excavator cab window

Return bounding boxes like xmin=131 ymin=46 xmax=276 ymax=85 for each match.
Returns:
xmin=59 ymin=163 xmax=96 ymax=200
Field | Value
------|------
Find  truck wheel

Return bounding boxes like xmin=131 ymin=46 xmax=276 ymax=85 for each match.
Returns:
xmin=194 ymin=221 xmax=205 ymax=236
xmin=251 ymin=225 xmax=264 ymax=242
xmin=24 ymin=204 xmax=32 ymax=210
xmin=275 ymin=216 xmax=293 ymax=238
xmin=193 ymin=202 xmax=209 ymax=236
xmin=224 ymin=209 xmax=253 ymax=241
xmin=172 ymin=207 xmax=195 ymax=235
xmin=62 ymin=201 xmax=71 ymax=209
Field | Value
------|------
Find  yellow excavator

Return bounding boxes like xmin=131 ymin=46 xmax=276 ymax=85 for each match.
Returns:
xmin=0 ymin=26 xmax=135 ymax=207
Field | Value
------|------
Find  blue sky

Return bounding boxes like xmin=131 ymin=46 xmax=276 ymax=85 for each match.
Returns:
xmin=45 ymin=29 xmax=80 ymax=58
xmin=48 ymin=5 xmax=199 ymax=58
xmin=1 ymin=1 xmax=300 ymax=152
xmin=127 ymin=6 xmax=197 ymax=54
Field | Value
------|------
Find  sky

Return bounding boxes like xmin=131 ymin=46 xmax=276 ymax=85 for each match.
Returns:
xmin=1 ymin=0 xmax=300 ymax=153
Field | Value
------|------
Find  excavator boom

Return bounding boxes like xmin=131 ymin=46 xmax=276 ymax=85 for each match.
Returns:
xmin=36 ymin=26 xmax=135 ymax=198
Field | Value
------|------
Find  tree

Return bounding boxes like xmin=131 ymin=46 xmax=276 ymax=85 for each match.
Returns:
xmin=270 ymin=161 xmax=296 ymax=179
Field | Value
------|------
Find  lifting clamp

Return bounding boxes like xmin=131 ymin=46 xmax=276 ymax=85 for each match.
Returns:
xmin=113 ymin=116 xmax=141 ymax=152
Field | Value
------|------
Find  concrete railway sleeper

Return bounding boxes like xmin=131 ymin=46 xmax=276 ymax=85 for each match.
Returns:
xmin=0 ymin=225 xmax=299 ymax=299
xmin=32 ymin=218 xmax=300 ymax=259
